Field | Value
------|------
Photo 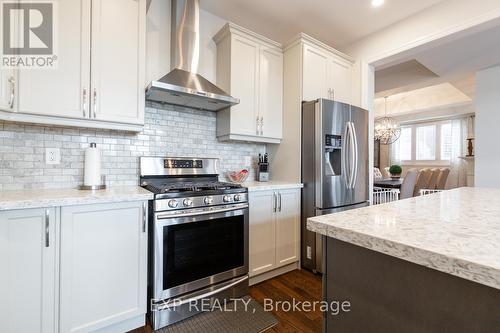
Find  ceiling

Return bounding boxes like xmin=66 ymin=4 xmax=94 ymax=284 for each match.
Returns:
xmin=375 ymin=60 xmax=439 ymax=95
xmin=374 ymin=22 xmax=500 ymax=116
xmin=201 ymin=0 xmax=446 ymax=47
xmin=374 ymin=83 xmax=472 ymax=117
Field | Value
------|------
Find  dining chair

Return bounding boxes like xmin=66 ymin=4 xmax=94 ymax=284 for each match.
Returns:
xmin=373 ymin=167 xmax=383 ymax=180
xmin=436 ymin=168 xmax=451 ymax=190
xmin=400 ymin=169 xmax=418 ymax=199
xmin=413 ymin=168 xmax=433 ymax=196
xmin=427 ymin=168 xmax=440 ymax=190
xmin=383 ymin=167 xmax=391 ymax=179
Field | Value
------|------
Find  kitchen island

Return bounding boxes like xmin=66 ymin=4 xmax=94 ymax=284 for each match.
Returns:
xmin=307 ymin=187 xmax=500 ymax=333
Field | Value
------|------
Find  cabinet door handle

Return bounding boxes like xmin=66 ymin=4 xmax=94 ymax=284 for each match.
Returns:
xmin=142 ymin=202 xmax=147 ymax=233
xmin=45 ymin=209 xmax=50 ymax=248
xmin=82 ymin=88 xmax=87 ymax=117
xmin=8 ymin=76 xmax=15 ymax=109
xmin=273 ymin=192 xmax=277 ymax=212
xmin=256 ymin=116 xmax=260 ymax=135
xmin=93 ymin=88 xmax=97 ymax=118
xmin=331 ymin=88 xmax=335 ymax=101
xmin=278 ymin=193 xmax=282 ymax=212
xmin=260 ymin=116 xmax=264 ymax=136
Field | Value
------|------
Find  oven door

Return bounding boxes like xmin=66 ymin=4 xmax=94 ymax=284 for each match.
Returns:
xmin=152 ymin=204 xmax=249 ymax=301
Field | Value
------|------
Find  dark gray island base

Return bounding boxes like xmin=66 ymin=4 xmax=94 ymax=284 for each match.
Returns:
xmin=323 ymin=237 xmax=500 ymax=333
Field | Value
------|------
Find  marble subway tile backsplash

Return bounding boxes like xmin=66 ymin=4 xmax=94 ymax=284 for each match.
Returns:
xmin=0 ymin=104 xmax=265 ymax=190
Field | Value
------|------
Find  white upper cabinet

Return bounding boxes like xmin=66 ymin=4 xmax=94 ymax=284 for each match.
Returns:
xmin=214 ymin=23 xmax=283 ymax=144
xmin=301 ymin=36 xmax=354 ymax=104
xmin=17 ymin=0 xmax=91 ymax=119
xmin=0 ymin=208 xmax=58 ymax=333
xmin=91 ymin=0 xmax=145 ymax=125
xmin=225 ymin=35 xmax=260 ymax=137
xmin=259 ymin=46 xmax=283 ymax=140
xmin=302 ymin=45 xmax=329 ymax=101
xmin=0 ymin=0 xmax=146 ymax=131
xmin=327 ymin=56 xmax=353 ymax=104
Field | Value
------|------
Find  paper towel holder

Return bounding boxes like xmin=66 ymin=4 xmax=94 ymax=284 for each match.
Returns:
xmin=79 ymin=174 xmax=106 ymax=190
xmin=79 ymin=147 xmax=107 ymax=190
xmin=79 ymin=184 xmax=107 ymax=190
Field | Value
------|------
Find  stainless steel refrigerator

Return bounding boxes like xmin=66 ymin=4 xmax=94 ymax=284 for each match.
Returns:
xmin=301 ymin=99 xmax=369 ymax=273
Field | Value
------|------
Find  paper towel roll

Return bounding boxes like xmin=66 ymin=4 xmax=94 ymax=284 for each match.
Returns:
xmin=84 ymin=143 xmax=102 ymax=186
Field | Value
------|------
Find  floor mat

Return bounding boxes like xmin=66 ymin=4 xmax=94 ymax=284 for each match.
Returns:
xmin=158 ymin=296 xmax=278 ymax=333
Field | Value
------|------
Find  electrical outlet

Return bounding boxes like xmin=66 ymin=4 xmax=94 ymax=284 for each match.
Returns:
xmin=244 ymin=156 xmax=252 ymax=167
xmin=306 ymin=246 xmax=312 ymax=260
xmin=45 ymin=148 xmax=61 ymax=165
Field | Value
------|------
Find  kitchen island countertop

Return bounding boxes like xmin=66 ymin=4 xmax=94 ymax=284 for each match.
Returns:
xmin=307 ymin=187 xmax=500 ymax=290
xmin=0 ymin=186 xmax=153 ymax=211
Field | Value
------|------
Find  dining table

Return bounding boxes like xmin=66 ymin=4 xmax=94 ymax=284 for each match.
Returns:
xmin=373 ymin=178 xmax=403 ymax=189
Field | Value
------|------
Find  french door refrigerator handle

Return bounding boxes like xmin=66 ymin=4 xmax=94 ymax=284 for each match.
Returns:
xmin=348 ymin=122 xmax=356 ymax=189
xmin=342 ymin=122 xmax=351 ymax=188
xmin=350 ymin=122 xmax=359 ymax=189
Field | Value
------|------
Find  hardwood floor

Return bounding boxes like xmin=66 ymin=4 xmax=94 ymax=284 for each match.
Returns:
xmin=249 ymin=269 xmax=323 ymax=333
xmin=130 ymin=269 xmax=322 ymax=333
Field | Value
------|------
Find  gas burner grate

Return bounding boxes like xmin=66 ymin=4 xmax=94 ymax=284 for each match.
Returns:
xmin=143 ymin=181 xmax=242 ymax=194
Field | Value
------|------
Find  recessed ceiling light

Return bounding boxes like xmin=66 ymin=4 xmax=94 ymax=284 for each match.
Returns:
xmin=371 ymin=0 xmax=385 ymax=7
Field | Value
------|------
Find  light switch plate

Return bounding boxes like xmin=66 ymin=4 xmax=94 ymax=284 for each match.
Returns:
xmin=244 ymin=156 xmax=252 ymax=167
xmin=45 ymin=148 xmax=61 ymax=165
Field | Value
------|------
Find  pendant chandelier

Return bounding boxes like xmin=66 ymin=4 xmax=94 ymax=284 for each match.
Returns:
xmin=374 ymin=96 xmax=401 ymax=145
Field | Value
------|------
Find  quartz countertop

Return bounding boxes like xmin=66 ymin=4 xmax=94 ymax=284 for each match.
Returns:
xmin=0 ymin=186 xmax=153 ymax=211
xmin=307 ymin=187 xmax=500 ymax=290
xmin=243 ymin=181 xmax=303 ymax=192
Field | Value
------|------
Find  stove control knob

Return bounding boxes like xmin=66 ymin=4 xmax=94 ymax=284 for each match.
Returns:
xmin=223 ymin=195 xmax=232 ymax=203
xmin=168 ymin=200 xmax=178 ymax=208
xmin=183 ymin=198 xmax=193 ymax=207
xmin=204 ymin=196 xmax=213 ymax=205
xmin=234 ymin=194 xmax=242 ymax=202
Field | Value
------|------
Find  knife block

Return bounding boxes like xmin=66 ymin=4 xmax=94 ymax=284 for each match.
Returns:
xmin=257 ymin=162 xmax=269 ymax=182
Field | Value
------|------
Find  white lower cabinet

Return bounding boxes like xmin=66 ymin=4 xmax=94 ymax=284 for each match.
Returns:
xmin=0 ymin=208 xmax=58 ymax=333
xmin=248 ymin=191 xmax=276 ymax=276
xmin=249 ymin=188 xmax=300 ymax=280
xmin=0 ymin=201 xmax=148 ymax=333
xmin=60 ymin=201 xmax=148 ymax=333
xmin=275 ymin=189 xmax=301 ymax=266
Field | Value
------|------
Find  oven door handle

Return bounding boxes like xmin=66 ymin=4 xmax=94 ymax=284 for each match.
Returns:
xmin=155 ymin=204 xmax=249 ymax=220
xmin=155 ymin=275 xmax=249 ymax=310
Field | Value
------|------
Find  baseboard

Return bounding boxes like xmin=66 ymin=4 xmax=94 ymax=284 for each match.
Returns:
xmin=93 ymin=314 xmax=145 ymax=333
xmin=249 ymin=262 xmax=300 ymax=286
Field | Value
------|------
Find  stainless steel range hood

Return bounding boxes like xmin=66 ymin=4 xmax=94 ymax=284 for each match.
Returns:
xmin=146 ymin=0 xmax=239 ymax=111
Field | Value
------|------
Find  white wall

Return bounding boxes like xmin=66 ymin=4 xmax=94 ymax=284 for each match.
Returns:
xmin=475 ymin=65 xmax=500 ymax=188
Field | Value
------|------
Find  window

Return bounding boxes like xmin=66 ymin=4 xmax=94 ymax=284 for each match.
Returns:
xmin=416 ymin=125 xmax=436 ymax=160
xmin=440 ymin=123 xmax=452 ymax=160
xmin=391 ymin=120 xmax=453 ymax=165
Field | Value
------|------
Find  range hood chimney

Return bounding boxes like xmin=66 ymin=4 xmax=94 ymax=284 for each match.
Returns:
xmin=146 ymin=0 xmax=239 ymax=111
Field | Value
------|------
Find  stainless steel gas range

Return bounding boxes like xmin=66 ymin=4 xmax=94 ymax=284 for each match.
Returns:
xmin=140 ymin=157 xmax=249 ymax=330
